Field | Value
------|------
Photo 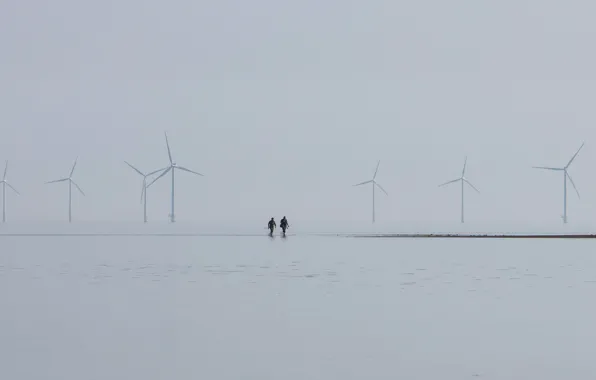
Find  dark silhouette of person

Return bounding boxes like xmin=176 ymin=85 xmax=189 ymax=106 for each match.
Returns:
xmin=280 ymin=216 xmax=289 ymax=234
xmin=267 ymin=217 xmax=276 ymax=234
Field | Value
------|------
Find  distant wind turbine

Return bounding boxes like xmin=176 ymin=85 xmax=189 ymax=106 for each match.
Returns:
xmin=532 ymin=142 xmax=584 ymax=224
xmin=1 ymin=161 xmax=19 ymax=223
xmin=353 ymin=160 xmax=388 ymax=223
xmin=147 ymin=132 xmax=204 ymax=223
xmin=46 ymin=157 xmax=85 ymax=222
xmin=438 ymin=156 xmax=480 ymax=223
xmin=125 ymin=161 xmax=166 ymax=223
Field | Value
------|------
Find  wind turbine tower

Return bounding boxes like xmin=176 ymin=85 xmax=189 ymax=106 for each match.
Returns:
xmin=438 ymin=156 xmax=480 ymax=223
xmin=46 ymin=157 xmax=85 ymax=222
xmin=125 ymin=161 xmax=165 ymax=223
xmin=147 ymin=132 xmax=204 ymax=223
xmin=532 ymin=142 xmax=584 ymax=223
xmin=0 ymin=161 xmax=20 ymax=222
xmin=353 ymin=160 xmax=388 ymax=223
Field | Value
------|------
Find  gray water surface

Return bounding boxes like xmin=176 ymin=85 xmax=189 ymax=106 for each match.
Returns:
xmin=1 ymin=235 xmax=595 ymax=379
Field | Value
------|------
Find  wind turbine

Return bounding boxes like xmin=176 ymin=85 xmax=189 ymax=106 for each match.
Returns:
xmin=46 ymin=157 xmax=85 ymax=222
xmin=532 ymin=142 xmax=584 ymax=223
xmin=125 ymin=161 xmax=166 ymax=223
xmin=147 ymin=132 xmax=204 ymax=223
xmin=1 ymin=161 xmax=20 ymax=223
xmin=438 ymin=156 xmax=480 ymax=223
xmin=353 ymin=160 xmax=388 ymax=223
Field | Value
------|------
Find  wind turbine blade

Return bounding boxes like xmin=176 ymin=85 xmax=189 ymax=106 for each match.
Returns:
xmin=176 ymin=166 xmax=204 ymax=176
xmin=71 ymin=180 xmax=85 ymax=196
xmin=353 ymin=180 xmax=373 ymax=187
xmin=165 ymin=132 xmax=173 ymax=164
xmin=532 ymin=166 xmax=562 ymax=171
xmin=147 ymin=167 xmax=168 ymax=176
xmin=375 ymin=182 xmax=388 ymax=195
xmin=5 ymin=182 xmax=19 ymax=195
xmin=464 ymin=178 xmax=480 ymax=193
xmin=373 ymin=160 xmax=380 ymax=179
xmin=566 ymin=142 xmax=585 ymax=168
xmin=147 ymin=167 xmax=171 ymax=188
xmin=124 ymin=161 xmax=144 ymax=176
xmin=438 ymin=178 xmax=460 ymax=187
xmin=46 ymin=178 xmax=68 ymax=184
xmin=567 ymin=172 xmax=580 ymax=199
xmin=3 ymin=161 xmax=7 ymax=181
xmin=70 ymin=157 xmax=78 ymax=177
xmin=462 ymin=156 xmax=467 ymax=177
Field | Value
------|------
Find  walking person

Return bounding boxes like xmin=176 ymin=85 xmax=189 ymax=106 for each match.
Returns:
xmin=280 ymin=216 xmax=289 ymax=235
xmin=267 ymin=217 xmax=276 ymax=235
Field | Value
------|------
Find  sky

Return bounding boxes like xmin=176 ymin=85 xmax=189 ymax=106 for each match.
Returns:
xmin=1 ymin=0 xmax=596 ymax=227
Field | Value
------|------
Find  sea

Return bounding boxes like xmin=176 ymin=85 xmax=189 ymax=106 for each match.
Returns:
xmin=1 ymin=221 xmax=595 ymax=379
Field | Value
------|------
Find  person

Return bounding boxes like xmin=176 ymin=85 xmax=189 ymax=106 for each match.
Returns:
xmin=280 ymin=216 xmax=289 ymax=234
xmin=267 ymin=217 xmax=276 ymax=234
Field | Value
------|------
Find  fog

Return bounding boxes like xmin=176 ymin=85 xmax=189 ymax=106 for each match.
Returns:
xmin=2 ymin=0 xmax=596 ymax=227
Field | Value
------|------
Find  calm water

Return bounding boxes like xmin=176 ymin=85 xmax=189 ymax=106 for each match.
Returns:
xmin=1 ymin=235 xmax=595 ymax=379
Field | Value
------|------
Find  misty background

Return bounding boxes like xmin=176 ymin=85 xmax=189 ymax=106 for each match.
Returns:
xmin=1 ymin=0 xmax=595 ymax=227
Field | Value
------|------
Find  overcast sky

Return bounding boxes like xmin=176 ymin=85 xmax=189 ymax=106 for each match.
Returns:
xmin=1 ymin=0 xmax=596 ymax=226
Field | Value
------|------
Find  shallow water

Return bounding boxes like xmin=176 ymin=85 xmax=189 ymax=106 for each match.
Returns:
xmin=1 ymin=235 xmax=595 ymax=379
